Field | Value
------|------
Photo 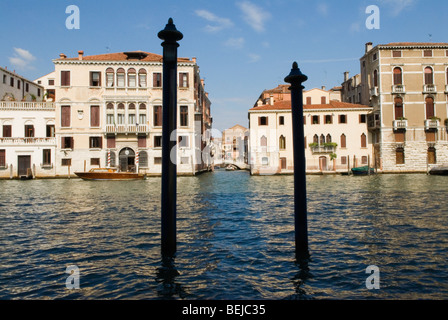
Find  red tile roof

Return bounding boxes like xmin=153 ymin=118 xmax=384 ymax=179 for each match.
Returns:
xmin=56 ymin=51 xmax=192 ymax=63
xmin=381 ymin=42 xmax=448 ymax=47
xmin=249 ymin=100 xmax=371 ymax=111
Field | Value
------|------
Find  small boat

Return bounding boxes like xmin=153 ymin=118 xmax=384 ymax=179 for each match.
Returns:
xmin=75 ymin=168 xmax=145 ymax=180
xmin=429 ymin=166 xmax=448 ymax=176
xmin=225 ymin=165 xmax=235 ymax=171
xmin=351 ymin=166 xmax=375 ymax=176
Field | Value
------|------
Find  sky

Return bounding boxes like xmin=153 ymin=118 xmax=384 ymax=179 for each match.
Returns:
xmin=1 ymin=0 xmax=447 ymax=133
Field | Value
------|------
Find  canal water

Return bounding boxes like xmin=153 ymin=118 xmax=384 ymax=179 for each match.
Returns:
xmin=0 ymin=171 xmax=447 ymax=299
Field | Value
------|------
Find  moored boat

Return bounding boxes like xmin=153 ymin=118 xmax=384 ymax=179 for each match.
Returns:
xmin=75 ymin=168 xmax=145 ymax=180
xmin=429 ymin=166 xmax=448 ymax=176
xmin=351 ymin=166 xmax=375 ymax=176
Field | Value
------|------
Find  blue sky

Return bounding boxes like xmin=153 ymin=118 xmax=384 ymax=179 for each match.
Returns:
xmin=1 ymin=0 xmax=447 ymax=132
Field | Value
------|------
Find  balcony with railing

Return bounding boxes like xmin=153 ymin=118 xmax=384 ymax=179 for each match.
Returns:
xmin=392 ymin=85 xmax=406 ymax=94
xmin=0 ymin=101 xmax=55 ymax=111
xmin=370 ymin=87 xmax=378 ymax=97
xmin=105 ymin=124 xmax=149 ymax=134
xmin=309 ymin=143 xmax=337 ymax=154
xmin=423 ymin=84 xmax=437 ymax=93
xmin=424 ymin=119 xmax=439 ymax=131
xmin=0 ymin=137 xmax=56 ymax=146
xmin=393 ymin=119 xmax=408 ymax=131
xmin=368 ymin=114 xmax=381 ymax=129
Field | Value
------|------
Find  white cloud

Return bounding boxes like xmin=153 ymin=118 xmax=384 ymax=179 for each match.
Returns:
xmin=9 ymin=48 xmax=36 ymax=70
xmin=195 ymin=9 xmax=234 ymax=32
xmin=379 ymin=0 xmax=416 ymax=16
xmin=317 ymin=3 xmax=329 ymax=16
xmin=224 ymin=37 xmax=245 ymax=49
xmin=237 ymin=1 xmax=271 ymax=33
xmin=248 ymin=53 xmax=261 ymax=63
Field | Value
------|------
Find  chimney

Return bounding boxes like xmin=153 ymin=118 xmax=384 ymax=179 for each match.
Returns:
xmin=321 ymin=85 xmax=326 ymax=91
xmin=59 ymin=53 xmax=67 ymax=59
xmin=344 ymin=71 xmax=349 ymax=82
xmin=365 ymin=42 xmax=373 ymax=53
xmin=78 ymin=50 xmax=84 ymax=60
xmin=201 ymin=79 xmax=205 ymax=87
xmin=257 ymin=99 xmax=263 ymax=106
xmin=269 ymin=95 xmax=274 ymax=105
xmin=192 ymin=57 xmax=197 ymax=63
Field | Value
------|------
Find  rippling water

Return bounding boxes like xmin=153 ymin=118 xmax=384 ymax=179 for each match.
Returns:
xmin=0 ymin=171 xmax=447 ymax=299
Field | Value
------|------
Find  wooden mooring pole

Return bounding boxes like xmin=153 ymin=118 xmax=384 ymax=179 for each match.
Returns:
xmin=285 ymin=62 xmax=309 ymax=259
xmin=158 ymin=18 xmax=183 ymax=257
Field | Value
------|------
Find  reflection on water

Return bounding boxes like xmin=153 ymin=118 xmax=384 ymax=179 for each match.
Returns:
xmin=0 ymin=172 xmax=447 ymax=299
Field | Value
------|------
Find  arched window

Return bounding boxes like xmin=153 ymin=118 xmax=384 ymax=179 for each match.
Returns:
xmin=279 ymin=135 xmax=286 ymax=150
xmin=394 ymin=97 xmax=404 ymax=120
xmin=373 ymin=69 xmax=378 ymax=87
xmin=424 ymin=67 xmax=433 ymax=85
xmin=320 ymin=134 xmax=325 ymax=145
xmin=260 ymin=135 xmax=267 ymax=147
xmin=393 ymin=67 xmax=403 ymax=85
xmin=139 ymin=151 xmax=148 ymax=167
xmin=138 ymin=69 xmax=147 ymax=87
xmin=326 ymin=134 xmax=332 ymax=143
xmin=340 ymin=134 xmax=346 ymax=148
xmin=361 ymin=133 xmax=367 ymax=148
xmin=313 ymin=134 xmax=319 ymax=144
xmin=106 ymin=68 xmax=114 ymax=87
xmin=425 ymin=96 xmax=435 ymax=119
xmin=128 ymin=68 xmax=136 ymax=87
xmin=117 ymin=68 xmax=125 ymax=87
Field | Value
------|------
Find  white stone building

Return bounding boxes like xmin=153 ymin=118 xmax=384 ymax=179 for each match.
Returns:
xmin=1 ymin=66 xmax=44 ymax=102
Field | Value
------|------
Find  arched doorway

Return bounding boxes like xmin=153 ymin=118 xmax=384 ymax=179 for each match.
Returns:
xmin=319 ymin=156 xmax=327 ymax=171
xmin=119 ymin=148 xmax=135 ymax=172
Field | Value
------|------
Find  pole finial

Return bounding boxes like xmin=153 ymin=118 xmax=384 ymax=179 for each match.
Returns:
xmin=284 ymin=61 xmax=308 ymax=85
xmin=292 ymin=61 xmax=298 ymax=69
xmin=158 ymin=17 xmax=183 ymax=42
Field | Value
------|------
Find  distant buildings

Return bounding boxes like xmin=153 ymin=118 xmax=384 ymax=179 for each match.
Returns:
xmin=1 ymin=66 xmax=44 ymax=102
xmin=222 ymin=124 xmax=248 ymax=163
xmin=248 ymin=86 xmax=372 ymax=175
xmin=359 ymin=42 xmax=448 ymax=172
xmin=1 ymin=50 xmax=212 ymax=179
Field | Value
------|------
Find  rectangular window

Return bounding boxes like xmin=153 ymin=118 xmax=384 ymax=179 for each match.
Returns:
xmin=312 ymin=115 xmax=320 ymax=125
xmin=43 ymin=149 xmax=51 ymax=166
xmin=17 ymin=80 xmax=21 ymax=89
xmin=117 ymin=113 xmax=125 ymax=125
xmin=339 ymin=115 xmax=347 ymax=124
xmin=279 ymin=116 xmax=285 ymax=125
xmin=361 ymin=156 xmax=368 ymax=165
xmin=117 ymin=73 xmax=125 ymax=87
xmin=106 ymin=72 xmax=114 ymax=87
xmin=107 ymin=136 xmax=116 ymax=149
xmin=138 ymin=135 xmax=146 ymax=148
xmin=3 ymin=125 xmax=12 ymax=138
xmin=90 ymin=72 xmax=101 ymax=87
xmin=139 ymin=113 xmax=147 ymax=125
xmin=180 ymin=106 xmax=188 ymax=126
xmin=154 ymin=136 xmax=162 ymax=148
xmin=61 ymin=158 xmax=72 ymax=166
xmin=128 ymin=113 xmax=136 ymax=125
xmin=359 ymin=114 xmax=367 ymax=123
xmin=61 ymin=71 xmax=70 ymax=86
xmin=153 ymin=105 xmax=162 ymax=126
xmin=280 ymin=157 xmax=287 ymax=170
xmin=90 ymin=105 xmax=100 ymax=127
xmin=154 ymin=157 xmax=162 ymax=165
xmin=91 ymin=158 xmax=100 ymax=166
xmin=0 ymin=149 xmax=5 ymax=167
xmin=107 ymin=114 xmax=114 ymax=125
xmin=10 ymin=77 xmax=14 ymax=87
xmin=128 ymin=73 xmax=136 ymax=87
xmin=25 ymin=125 xmax=34 ymax=138
xmin=37 ymin=88 xmax=41 ymax=97
xmin=49 ymin=79 xmax=55 ymax=86
xmin=153 ymin=73 xmax=162 ymax=87
xmin=2 ymin=74 xmax=6 ymax=84
xmin=179 ymin=73 xmax=189 ymax=88
xmin=325 ymin=115 xmax=332 ymax=124
xmin=341 ymin=156 xmax=347 ymax=165
xmin=25 ymin=83 xmax=29 ymax=92
xmin=139 ymin=73 xmax=147 ymax=87
xmin=306 ymin=97 xmax=312 ymax=105
xmin=89 ymin=137 xmax=102 ymax=149
xmin=61 ymin=105 xmax=71 ymax=127
xmin=61 ymin=137 xmax=74 ymax=149
xmin=258 ymin=116 xmax=268 ymax=126
xmin=424 ymin=50 xmax=433 ymax=57
xmin=178 ymin=135 xmax=189 ymax=148
xmin=321 ymin=96 xmax=326 ymax=104
xmin=393 ymin=50 xmax=402 ymax=57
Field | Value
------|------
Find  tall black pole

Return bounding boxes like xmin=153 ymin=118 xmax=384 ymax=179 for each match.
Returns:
xmin=284 ymin=62 xmax=309 ymax=259
xmin=158 ymin=18 xmax=183 ymax=257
